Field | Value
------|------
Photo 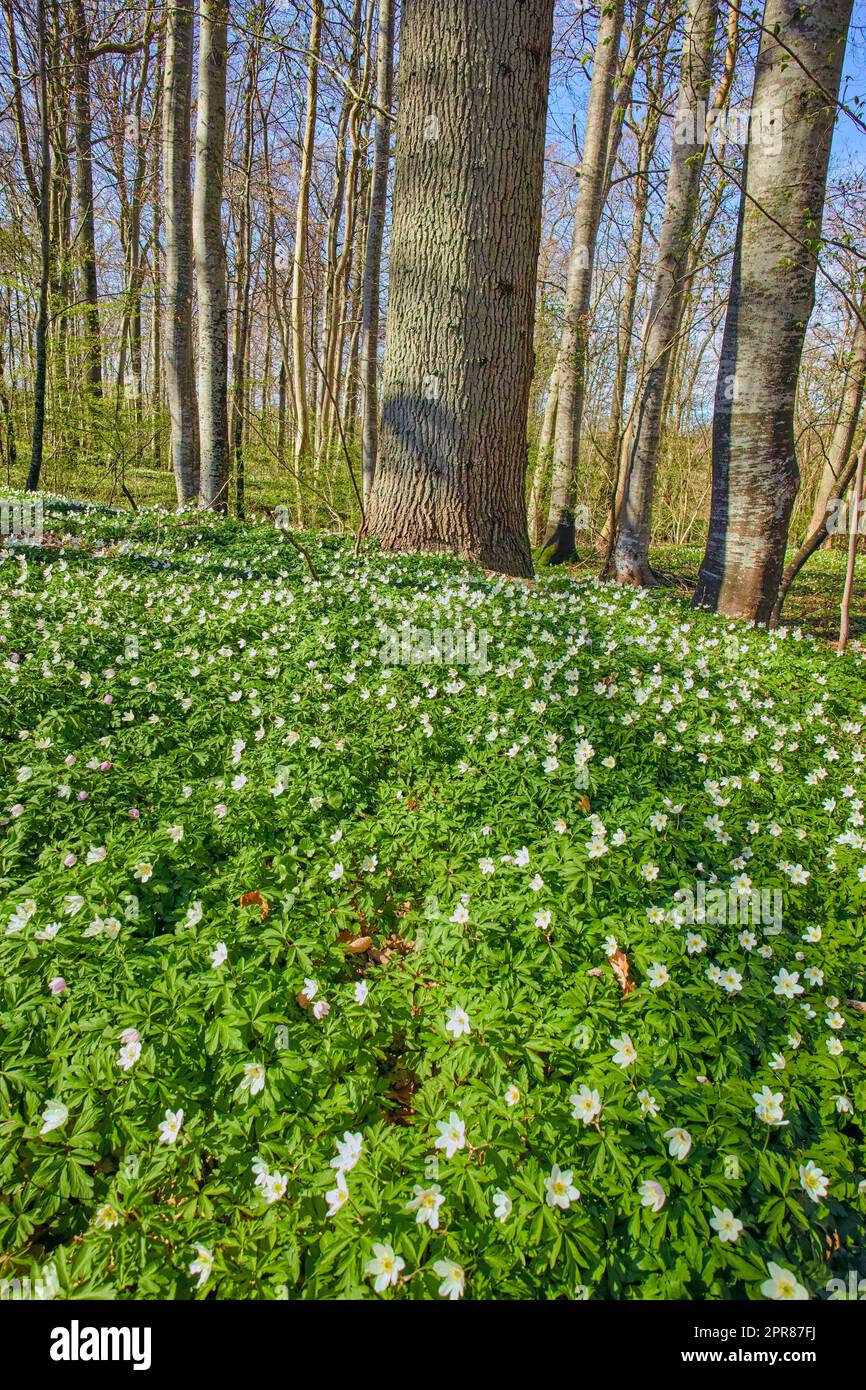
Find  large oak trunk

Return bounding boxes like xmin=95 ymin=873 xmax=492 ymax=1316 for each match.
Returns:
xmin=364 ymin=0 xmax=555 ymax=577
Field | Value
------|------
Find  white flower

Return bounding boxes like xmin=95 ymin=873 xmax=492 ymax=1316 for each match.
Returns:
xmin=445 ymin=1005 xmax=471 ymax=1039
xmin=365 ymin=1242 xmax=405 ymax=1292
xmin=709 ymin=1206 xmax=743 ymax=1243
xmin=262 ymin=1171 xmax=288 ymax=1203
xmin=434 ymin=1111 xmax=466 ymax=1159
xmin=354 ymin=980 xmax=369 ymax=1004
xmin=184 ymin=901 xmax=203 ymax=927
xmin=773 ymin=968 xmax=804 ymax=999
xmin=117 ymin=1039 xmax=141 ymax=1071
xmin=647 ymin=962 xmax=670 ymax=989
xmin=312 ymin=999 xmax=331 ymax=1021
xmin=85 ymin=845 xmax=106 ymax=865
xmin=492 ymin=1189 xmax=512 ymax=1222
xmin=450 ymin=903 xmax=469 ymax=924
xmin=158 ymin=1108 xmax=184 ymax=1144
xmin=545 ymin=1164 xmax=580 ymax=1209
xmin=610 ymin=1034 xmax=637 ymax=1068
xmin=331 ymin=1131 xmax=363 ymax=1173
xmin=209 ymin=941 xmax=228 ymax=968
xmin=133 ymin=862 xmax=153 ymax=884
xmin=189 ymin=1245 xmax=213 ymax=1289
xmin=433 ymin=1258 xmax=465 ymax=1300
xmin=637 ymin=1089 xmax=659 ymax=1118
xmin=664 ymin=1128 xmax=692 ymax=1161
xmin=639 ymin=1179 xmax=666 ymax=1212
xmin=534 ymin=908 xmax=552 ymax=930
xmin=799 ymin=1160 xmax=829 ymax=1204
xmin=406 ymin=1184 xmax=445 ymax=1229
xmin=325 ymin=1170 xmax=349 ymax=1217
xmin=570 ymin=1085 xmax=602 ymax=1125
xmin=760 ymin=1262 xmax=808 ymax=1300
xmin=240 ymin=1062 xmax=266 ymax=1097
xmin=93 ymin=1202 xmax=121 ymax=1230
xmin=753 ymin=1086 xmax=785 ymax=1125
xmin=504 ymin=1084 xmax=521 ymax=1107
xmin=302 ymin=977 xmax=318 ymax=1001
xmin=39 ymin=1100 xmax=68 ymax=1135
xmin=329 ymin=862 xmax=344 ymax=881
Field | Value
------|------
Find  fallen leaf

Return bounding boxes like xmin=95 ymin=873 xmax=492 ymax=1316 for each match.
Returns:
xmin=240 ymin=891 xmax=269 ymax=920
xmin=610 ymin=949 xmax=636 ymax=995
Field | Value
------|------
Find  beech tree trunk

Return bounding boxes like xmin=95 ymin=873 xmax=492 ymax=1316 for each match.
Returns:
xmin=364 ymin=0 xmax=555 ymax=576
xmin=162 ymin=0 xmax=199 ymax=504
xmin=612 ymin=0 xmax=719 ymax=585
xmin=290 ymin=0 xmax=322 ymax=472
xmin=360 ymin=0 xmax=395 ymax=501
xmin=694 ymin=0 xmax=854 ymax=622
xmin=806 ymin=288 xmax=866 ymax=538
xmin=541 ymin=0 xmax=624 ymax=563
xmin=27 ymin=0 xmax=50 ymax=492
xmin=70 ymin=0 xmax=102 ymax=398
xmin=194 ymin=0 xmax=230 ymax=509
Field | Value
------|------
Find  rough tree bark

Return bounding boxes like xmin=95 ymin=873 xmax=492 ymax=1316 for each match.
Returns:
xmin=694 ymin=0 xmax=854 ymax=622
xmin=363 ymin=0 xmax=555 ymax=576
xmin=162 ymin=0 xmax=199 ymax=504
xmin=540 ymin=0 xmax=624 ymax=563
xmin=611 ymin=0 xmax=719 ymax=585
xmin=194 ymin=0 xmax=230 ymax=509
xmin=360 ymin=0 xmax=395 ymax=501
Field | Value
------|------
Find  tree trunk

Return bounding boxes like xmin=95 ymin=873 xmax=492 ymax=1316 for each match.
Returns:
xmin=694 ymin=0 xmax=854 ymax=622
xmin=360 ymin=0 xmax=395 ymax=500
xmin=290 ymin=0 xmax=322 ymax=473
xmin=194 ymin=0 xmax=230 ymax=509
xmin=612 ymin=0 xmax=719 ymax=585
xmin=541 ymin=0 xmax=624 ymax=563
xmin=806 ymin=289 xmax=866 ymax=538
xmin=364 ymin=0 xmax=554 ymax=576
xmin=231 ymin=39 xmax=257 ymax=519
xmin=27 ymin=0 xmax=50 ymax=492
xmin=162 ymin=0 xmax=199 ymax=504
xmin=838 ymin=438 xmax=865 ymax=651
xmin=527 ymin=367 xmax=558 ymax=545
xmin=70 ymin=0 xmax=102 ymax=398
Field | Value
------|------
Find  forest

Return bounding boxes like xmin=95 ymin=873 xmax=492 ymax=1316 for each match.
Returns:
xmin=0 ymin=0 xmax=865 ymax=1322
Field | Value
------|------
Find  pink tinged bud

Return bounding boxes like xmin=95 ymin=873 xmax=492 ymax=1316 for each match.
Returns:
xmin=10 ymin=804 xmax=24 ymax=817
xmin=49 ymin=977 xmax=66 ymax=995
xmin=103 ymin=694 xmax=112 ymax=704
xmin=65 ymin=755 xmax=76 ymax=767
xmin=99 ymin=761 xmax=112 ymax=771
xmin=77 ymin=791 xmax=88 ymax=802
xmin=64 ymin=853 xmax=77 ymax=868
xmin=128 ymin=808 xmax=140 ymax=819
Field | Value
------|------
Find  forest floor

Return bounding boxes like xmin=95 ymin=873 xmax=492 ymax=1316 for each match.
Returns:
xmin=0 ymin=497 xmax=864 ymax=1299
xmin=556 ymin=544 xmax=866 ymax=645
